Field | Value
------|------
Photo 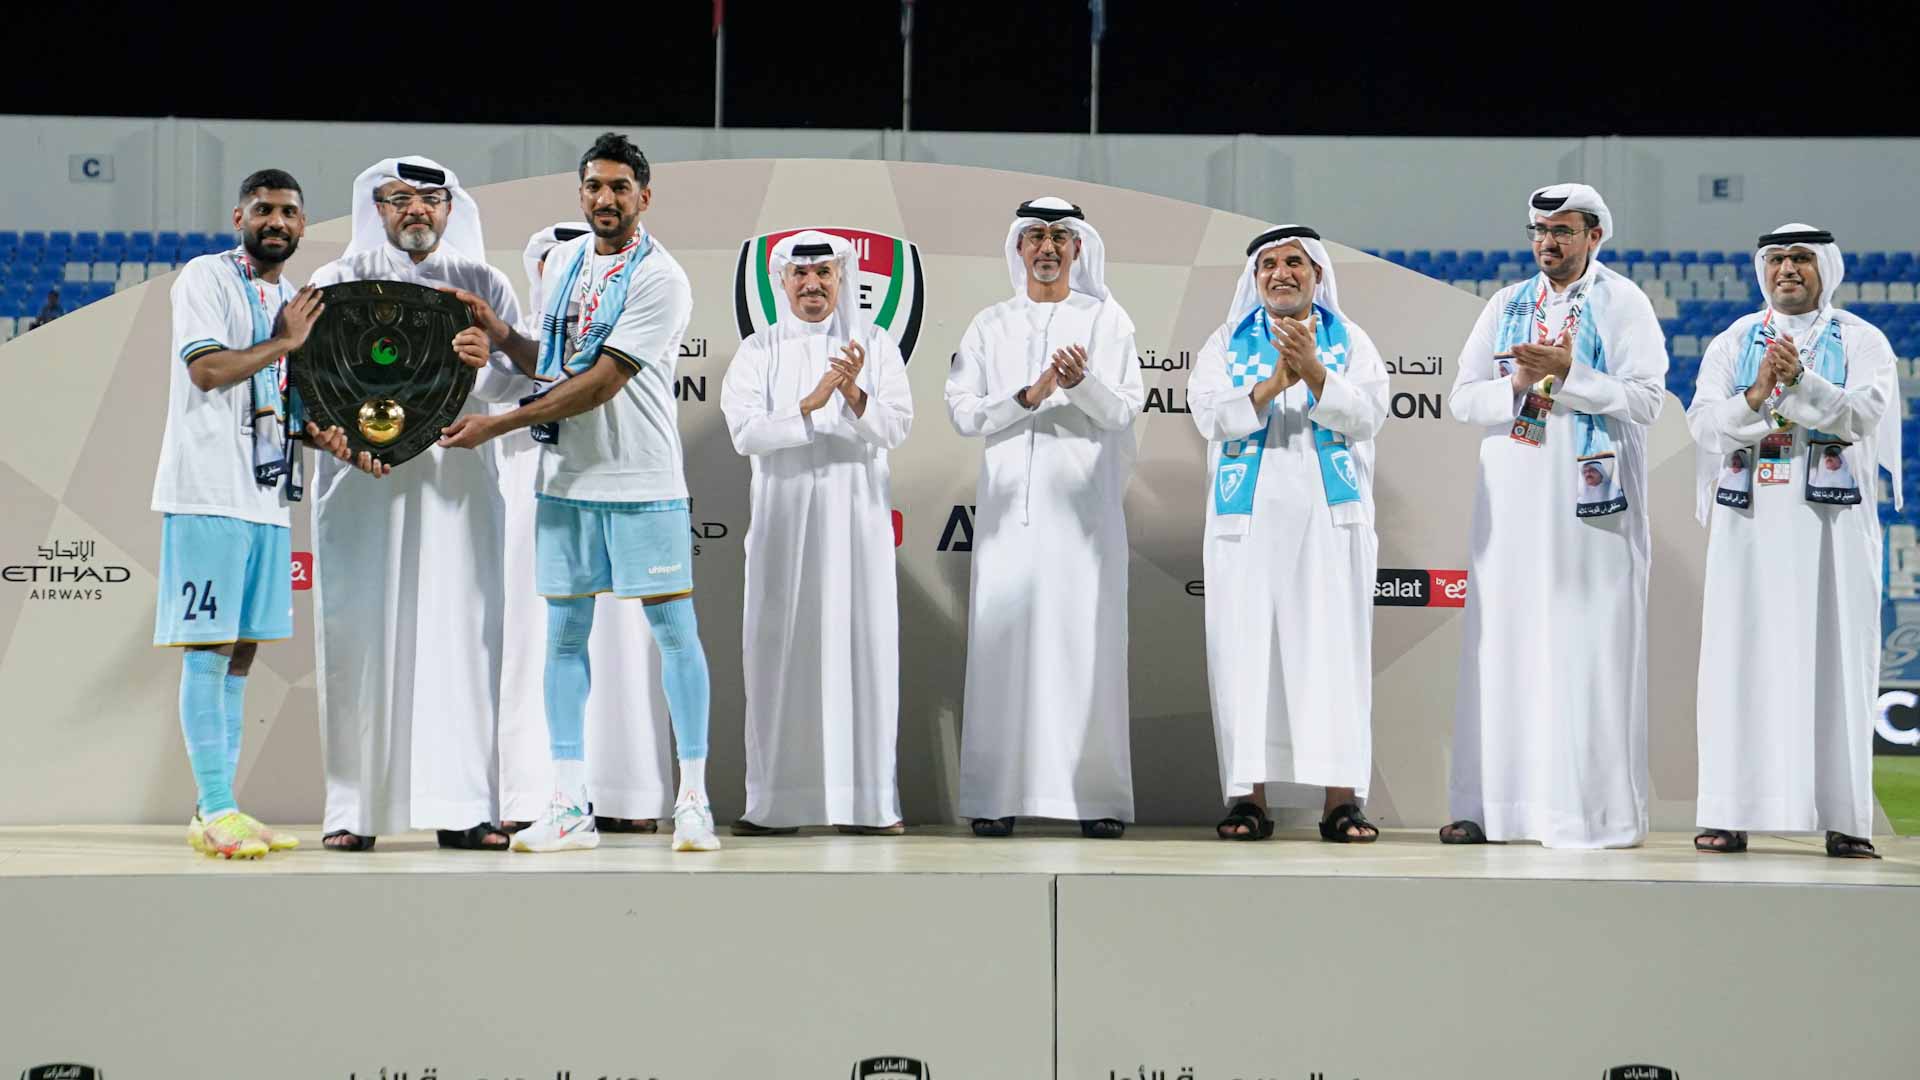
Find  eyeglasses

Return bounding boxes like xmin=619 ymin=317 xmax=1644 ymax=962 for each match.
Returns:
xmin=1022 ymin=227 xmax=1077 ymax=248
xmin=1525 ymin=224 xmax=1587 ymax=243
xmin=373 ymin=192 xmax=452 ymax=211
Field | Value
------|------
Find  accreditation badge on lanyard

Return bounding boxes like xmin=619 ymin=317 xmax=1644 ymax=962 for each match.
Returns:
xmin=1505 ymin=280 xmax=1585 ymax=448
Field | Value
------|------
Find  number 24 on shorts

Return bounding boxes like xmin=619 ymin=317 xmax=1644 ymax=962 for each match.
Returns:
xmin=180 ymin=579 xmax=219 ymax=621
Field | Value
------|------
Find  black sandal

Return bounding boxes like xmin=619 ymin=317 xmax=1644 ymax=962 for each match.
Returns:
xmin=731 ymin=819 xmax=799 ymax=837
xmin=1826 ymin=831 xmax=1881 ymax=859
xmin=1080 ymin=818 xmax=1125 ymax=840
xmin=323 ymin=830 xmax=375 ymax=852
xmin=1694 ymin=828 xmax=1748 ymax=854
xmin=1319 ymin=802 xmax=1379 ymax=843
xmin=596 ymin=817 xmax=659 ymax=834
xmin=1216 ymin=801 xmax=1274 ymax=841
xmin=970 ymin=816 xmax=1015 ymax=838
xmin=436 ymin=823 xmax=510 ymax=851
xmin=1438 ymin=819 xmax=1487 ymax=845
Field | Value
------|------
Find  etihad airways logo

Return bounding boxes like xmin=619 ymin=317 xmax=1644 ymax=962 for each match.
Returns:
xmin=733 ymin=228 xmax=927 ymax=361
xmin=1374 ymin=568 xmax=1468 ymax=608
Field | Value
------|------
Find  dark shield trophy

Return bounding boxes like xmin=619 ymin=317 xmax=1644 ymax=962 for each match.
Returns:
xmin=289 ymin=280 xmax=476 ymax=466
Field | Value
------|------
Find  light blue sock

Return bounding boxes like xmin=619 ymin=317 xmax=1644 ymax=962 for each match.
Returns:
xmin=543 ymin=595 xmax=596 ymax=762
xmin=643 ymin=597 xmax=709 ymax=761
xmin=222 ymin=674 xmax=247 ymax=787
xmin=179 ymin=650 xmax=234 ymax=817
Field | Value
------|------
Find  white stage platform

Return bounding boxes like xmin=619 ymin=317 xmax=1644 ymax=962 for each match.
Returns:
xmin=2 ymin=827 xmax=1916 ymax=1079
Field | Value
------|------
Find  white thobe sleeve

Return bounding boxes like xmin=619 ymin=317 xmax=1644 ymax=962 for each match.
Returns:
xmin=946 ymin=313 xmax=1032 ymax=438
xmin=1057 ymin=302 xmax=1146 ymax=432
xmin=1188 ymin=326 xmax=1264 ymax=442
xmin=1686 ymin=327 xmax=1775 ymax=452
xmin=469 ymin=270 xmax=533 ymax=404
xmin=840 ymin=331 xmax=914 ymax=450
xmin=1309 ymin=324 xmax=1391 ymax=440
xmin=1552 ymin=288 xmax=1668 ymax=426
xmin=305 ymin=260 xmax=347 ymax=289
xmin=1772 ymin=325 xmax=1896 ymax=442
xmin=1448 ymin=294 xmax=1523 ymax=427
xmin=722 ymin=335 xmax=815 ymax=455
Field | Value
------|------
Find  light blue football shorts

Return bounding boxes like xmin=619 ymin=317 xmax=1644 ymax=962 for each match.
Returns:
xmin=534 ymin=495 xmax=694 ymax=600
xmin=152 ymin=513 xmax=293 ymax=646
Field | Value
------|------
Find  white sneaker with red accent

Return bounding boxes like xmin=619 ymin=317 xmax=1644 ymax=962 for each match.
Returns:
xmin=672 ymin=792 xmax=721 ymax=853
xmin=511 ymin=790 xmax=600 ymax=853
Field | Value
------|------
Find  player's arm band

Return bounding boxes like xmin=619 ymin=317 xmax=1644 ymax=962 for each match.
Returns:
xmin=180 ymin=340 xmax=225 ymax=364
xmin=600 ymin=345 xmax=643 ymax=375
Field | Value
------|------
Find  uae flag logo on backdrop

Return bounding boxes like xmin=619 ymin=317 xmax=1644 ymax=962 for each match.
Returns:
xmin=733 ymin=228 xmax=927 ymax=362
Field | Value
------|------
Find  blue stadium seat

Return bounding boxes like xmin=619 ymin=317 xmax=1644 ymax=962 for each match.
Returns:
xmin=1384 ymin=249 xmax=1406 ymax=265
xmin=186 ymin=231 xmax=215 ymax=253
xmin=1410 ymin=250 xmax=1433 ymax=264
xmin=1676 ymin=251 xmax=1698 ymax=265
xmin=1648 ymin=251 xmax=1670 ymax=265
xmin=1702 ymin=251 xmax=1724 ymax=265
xmin=73 ymin=231 xmax=99 ymax=254
xmin=20 ymin=232 xmax=46 ymax=253
xmin=127 ymin=232 xmax=153 ymax=257
xmin=1623 ymin=249 xmax=1645 ymax=263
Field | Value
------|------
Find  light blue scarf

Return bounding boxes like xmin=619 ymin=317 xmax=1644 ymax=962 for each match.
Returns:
xmin=537 ymin=229 xmax=653 ymax=379
xmin=1212 ymin=303 xmax=1361 ymax=533
xmin=1497 ymin=272 xmax=1619 ymax=516
xmin=1732 ymin=309 xmax=1846 ymax=431
xmin=225 ymin=251 xmax=303 ymax=500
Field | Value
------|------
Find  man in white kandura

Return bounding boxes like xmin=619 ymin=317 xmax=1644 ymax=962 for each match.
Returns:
xmin=946 ymin=197 xmax=1145 ymax=839
xmin=154 ymin=167 xmax=379 ymax=859
xmin=721 ymin=230 xmax=914 ymax=836
xmin=438 ymin=132 xmax=719 ymax=854
xmin=1444 ymin=183 xmax=1668 ymax=849
xmin=308 ymin=155 xmax=531 ymax=853
xmin=1189 ymin=225 xmax=1389 ymax=844
xmin=494 ymin=221 xmax=676 ymax=836
xmin=1687 ymin=224 xmax=1898 ymax=859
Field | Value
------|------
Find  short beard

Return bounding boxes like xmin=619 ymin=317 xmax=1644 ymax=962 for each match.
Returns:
xmin=1261 ymin=290 xmax=1312 ymax=321
xmin=1029 ymin=262 xmax=1064 ymax=284
xmin=1770 ymin=285 xmax=1817 ymax=314
xmin=241 ymin=230 xmax=297 ymax=265
xmin=1542 ymin=251 xmax=1588 ymax=283
xmin=395 ymin=226 xmax=439 ymax=253
xmin=592 ymin=211 xmax=636 ymax=241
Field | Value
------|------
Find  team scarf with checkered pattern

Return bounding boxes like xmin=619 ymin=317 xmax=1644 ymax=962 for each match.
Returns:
xmin=225 ymin=250 xmax=303 ymax=500
xmin=1212 ymin=302 xmax=1360 ymax=533
xmin=1497 ymin=271 xmax=1621 ymax=517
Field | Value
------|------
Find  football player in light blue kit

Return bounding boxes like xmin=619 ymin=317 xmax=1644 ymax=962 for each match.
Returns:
xmin=439 ymin=133 xmax=719 ymax=853
xmin=152 ymin=168 xmax=388 ymax=858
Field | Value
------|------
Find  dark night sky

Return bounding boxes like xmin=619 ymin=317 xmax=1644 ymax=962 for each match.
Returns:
xmin=6 ymin=2 xmax=1917 ymax=137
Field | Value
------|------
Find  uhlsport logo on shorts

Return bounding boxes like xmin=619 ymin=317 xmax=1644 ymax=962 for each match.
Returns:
xmin=733 ymin=228 xmax=927 ymax=361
